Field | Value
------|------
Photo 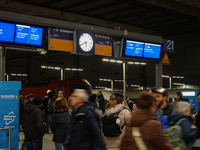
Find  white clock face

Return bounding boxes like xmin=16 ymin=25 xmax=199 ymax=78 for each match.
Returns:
xmin=79 ymin=33 xmax=93 ymax=52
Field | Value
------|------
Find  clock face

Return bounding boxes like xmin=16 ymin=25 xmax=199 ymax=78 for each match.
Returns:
xmin=79 ymin=33 xmax=93 ymax=52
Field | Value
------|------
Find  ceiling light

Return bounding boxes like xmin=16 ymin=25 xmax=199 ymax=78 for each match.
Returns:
xmin=11 ymin=74 xmax=16 ymax=76
xmin=54 ymin=67 xmax=61 ymax=70
xmin=140 ymin=63 xmax=146 ymax=65
xmin=41 ymin=66 xmax=46 ymax=68
xmin=102 ymin=59 xmax=109 ymax=61
xmin=65 ymin=68 xmax=71 ymax=70
xmin=128 ymin=62 xmax=134 ymax=64
xmin=110 ymin=60 xmax=116 ymax=62
xmin=78 ymin=69 xmax=83 ymax=71
xmin=135 ymin=62 xmax=140 ymax=65
xmin=72 ymin=68 xmax=77 ymax=71
xmin=116 ymin=60 xmax=123 ymax=63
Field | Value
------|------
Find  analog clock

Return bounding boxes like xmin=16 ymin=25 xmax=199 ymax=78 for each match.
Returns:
xmin=79 ymin=33 xmax=94 ymax=52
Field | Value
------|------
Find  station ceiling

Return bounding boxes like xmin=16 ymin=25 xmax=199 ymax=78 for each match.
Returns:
xmin=1 ymin=0 xmax=200 ymax=37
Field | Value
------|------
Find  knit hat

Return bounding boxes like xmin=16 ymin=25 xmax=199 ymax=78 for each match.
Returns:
xmin=34 ymin=96 xmax=44 ymax=105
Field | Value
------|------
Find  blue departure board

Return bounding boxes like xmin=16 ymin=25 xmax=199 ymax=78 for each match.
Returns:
xmin=121 ymin=38 xmax=162 ymax=61
xmin=125 ymin=40 xmax=144 ymax=57
xmin=0 ymin=22 xmax=15 ymax=42
xmin=143 ymin=43 xmax=161 ymax=59
xmin=15 ymin=24 xmax=43 ymax=46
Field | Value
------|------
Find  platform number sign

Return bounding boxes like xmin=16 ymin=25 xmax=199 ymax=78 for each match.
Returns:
xmin=163 ymin=39 xmax=175 ymax=53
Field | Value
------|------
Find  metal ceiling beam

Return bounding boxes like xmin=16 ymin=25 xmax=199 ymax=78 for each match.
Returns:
xmin=42 ymin=0 xmax=64 ymax=7
xmin=0 ymin=10 xmax=162 ymax=43
xmin=115 ymin=0 xmax=200 ymax=22
xmin=60 ymin=0 xmax=96 ymax=11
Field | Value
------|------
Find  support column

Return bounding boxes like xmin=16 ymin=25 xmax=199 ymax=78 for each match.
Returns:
xmin=123 ymin=62 xmax=127 ymax=99
xmin=61 ymin=69 xmax=64 ymax=80
xmin=155 ymin=62 xmax=163 ymax=88
xmin=111 ymin=80 xmax=114 ymax=91
xmin=0 ymin=47 xmax=6 ymax=81
xmin=169 ymin=77 xmax=172 ymax=89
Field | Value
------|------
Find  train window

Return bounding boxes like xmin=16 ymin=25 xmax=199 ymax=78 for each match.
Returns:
xmin=70 ymin=85 xmax=91 ymax=95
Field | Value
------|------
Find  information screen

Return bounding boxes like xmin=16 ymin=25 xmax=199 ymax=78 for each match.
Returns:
xmin=143 ymin=43 xmax=161 ymax=59
xmin=121 ymin=38 xmax=162 ymax=61
xmin=125 ymin=40 xmax=144 ymax=57
xmin=15 ymin=24 xmax=43 ymax=46
xmin=0 ymin=22 xmax=15 ymax=42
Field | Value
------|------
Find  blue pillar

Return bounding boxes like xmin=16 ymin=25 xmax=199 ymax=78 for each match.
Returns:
xmin=0 ymin=81 xmax=21 ymax=149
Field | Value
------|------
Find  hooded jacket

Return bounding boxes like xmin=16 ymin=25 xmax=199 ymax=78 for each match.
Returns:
xmin=120 ymin=109 xmax=174 ymax=150
xmin=67 ymin=102 xmax=106 ymax=150
xmin=168 ymin=114 xmax=199 ymax=144
xmin=23 ymin=102 xmax=44 ymax=140
xmin=104 ymin=104 xmax=131 ymax=150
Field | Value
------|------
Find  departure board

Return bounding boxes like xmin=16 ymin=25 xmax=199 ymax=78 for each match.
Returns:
xmin=15 ymin=24 xmax=43 ymax=46
xmin=49 ymin=28 xmax=73 ymax=52
xmin=125 ymin=40 xmax=144 ymax=57
xmin=143 ymin=43 xmax=161 ymax=59
xmin=95 ymin=34 xmax=112 ymax=56
xmin=0 ymin=22 xmax=15 ymax=42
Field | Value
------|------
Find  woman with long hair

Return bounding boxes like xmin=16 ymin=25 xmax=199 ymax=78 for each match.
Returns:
xmin=51 ymin=98 xmax=70 ymax=150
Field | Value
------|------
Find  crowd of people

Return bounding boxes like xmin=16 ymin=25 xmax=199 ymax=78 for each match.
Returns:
xmin=18 ymin=87 xmax=200 ymax=150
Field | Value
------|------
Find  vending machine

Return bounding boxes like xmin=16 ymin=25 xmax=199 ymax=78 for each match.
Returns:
xmin=181 ymin=91 xmax=199 ymax=114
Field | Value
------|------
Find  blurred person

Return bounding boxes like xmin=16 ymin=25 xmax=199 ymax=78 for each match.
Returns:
xmin=58 ymin=91 xmax=64 ymax=98
xmin=168 ymin=102 xmax=199 ymax=148
xmin=67 ymin=89 xmax=106 ymax=150
xmin=97 ymin=91 xmax=106 ymax=113
xmin=103 ymin=97 xmax=131 ymax=150
xmin=109 ymin=93 xmax=116 ymax=100
xmin=23 ymin=96 xmax=44 ymax=150
xmin=154 ymin=87 xmax=173 ymax=130
xmin=51 ymin=98 xmax=70 ymax=150
xmin=24 ymin=93 xmax=34 ymax=107
xmin=19 ymin=94 xmax=24 ymax=130
xmin=169 ymin=97 xmax=175 ymax=104
xmin=132 ymin=102 xmax=138 ymax=113
xmin=149 ymin=87 xmax=157 ymax=94
xmin=120 ymin=91 xmax=177 ymax=150
xmin=105 ymin=99 xmax=117 ymax=110
xmin=176 ymin=91 xmax=183 ymax=102
xmin=122 ymin=100 xmax=131 ymax=111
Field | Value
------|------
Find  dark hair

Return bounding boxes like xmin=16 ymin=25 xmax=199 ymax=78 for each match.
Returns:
xmin=98 ymin=91 xmax=102 ymax=94
xmin=115 ymin=93 xmax=123 ymax=98
xmin=169 ymin=97 xmax=173 ymax=103
xmin=176 ymin=91 xmax=183 ymax=98
xmin=54 ymin=98 xmax=68 ymax=111
xmin=197 ymin=92 xmax=200 ymax=97
xmin=137 ymin=91 xmax=156 ymax=109
xmin=116 ymin=97 xmax=124 ymax=104
xmin=150 ymin=87 xmax=157 ymax=93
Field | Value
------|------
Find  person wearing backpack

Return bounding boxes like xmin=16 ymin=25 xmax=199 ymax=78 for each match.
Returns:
xmin=120 ymin=91 xmax=178 ymax=150
xmin=103 ymin=97 xmax=131 ymax=150
xmin=167 ymin=102 xmax=199 ymax=149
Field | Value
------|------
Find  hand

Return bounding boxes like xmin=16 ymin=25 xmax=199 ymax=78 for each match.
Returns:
xmin=191 ymin=114 xmax=196 ymax=120
xmin=191 ymin=124 xmax=197 ymax=129
xmin=174 ymin=148 xmax=179 ymax=150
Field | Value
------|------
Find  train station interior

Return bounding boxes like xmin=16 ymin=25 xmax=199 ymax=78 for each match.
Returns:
xmin=1 ymin=0 xmax=200 ymax=149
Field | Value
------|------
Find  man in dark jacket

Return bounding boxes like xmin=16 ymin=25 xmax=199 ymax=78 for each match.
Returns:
xmin=97 ymin=91 xmax=105 ymax=113
xmin=154 ymin=87 xmax=174 ymax=130
xmin=67 ymin=89 xmax=106 ymax=150
xmin=23 ymin=96 xmax=44 ymax=150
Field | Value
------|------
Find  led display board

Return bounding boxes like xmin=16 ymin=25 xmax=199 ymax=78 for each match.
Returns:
xmin=121 ymin=38 xmax=162 ymax=61
xmin=0 ymin=20 xmax=46 ymax=48
xmin=49 ymin=28 xmax=73 ymax=52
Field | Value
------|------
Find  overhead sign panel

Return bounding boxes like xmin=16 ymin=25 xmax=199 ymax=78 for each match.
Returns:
xmin=49 ymin=28 xmax=73 ymax=52
xmin=163 ymin=39 xmax=174 ymax=53
xmin=121 ymin=38 xmax=162 ymax=61
xmin=95 ymin=34 xmax=112 ymax=56
xmin=0 ymin=20 xmax=46 ymax=48
xmin=74 ymin=30 xmax=113 ymax=56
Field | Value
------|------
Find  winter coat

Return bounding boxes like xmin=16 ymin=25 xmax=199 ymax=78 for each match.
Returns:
xmin=23 ymin=102 xmax=44 ymax=140
xmin=120 ymin=109 xmax=174 ymax=150
xmin=51 ymin=110 xmax=70 ymax=143
xmin=104 ymin=104 xmax=131 ymax=150
xmin=23 ymin=99 xmax=30 ymax=107
xmin=168 ymin=114 xmax=199 ymax=144
xmin=67 ymin=102 xmax=106 ymax=150
xmin=97 ymin=94 xmax=105 ymax=113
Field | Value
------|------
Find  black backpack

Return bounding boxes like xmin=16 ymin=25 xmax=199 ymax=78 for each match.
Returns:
xmin=102 ymin=108 xmax=125 ymax=137
xmin=47 ymin=98 xmax=55 ymax=113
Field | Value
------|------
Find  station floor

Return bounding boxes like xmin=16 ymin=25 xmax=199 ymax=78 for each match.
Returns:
xmin=19 ymin=131 xmax=55 ymax=150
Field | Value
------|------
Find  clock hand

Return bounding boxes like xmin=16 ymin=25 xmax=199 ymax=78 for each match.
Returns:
xmin=80 ymin=42 xmax=87 ymax=46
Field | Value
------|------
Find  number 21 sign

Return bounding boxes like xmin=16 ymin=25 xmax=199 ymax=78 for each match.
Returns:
xmin=163 ymin=39 xmax=174 ymax=53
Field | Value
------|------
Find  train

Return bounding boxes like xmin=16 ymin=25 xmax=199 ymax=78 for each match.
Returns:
xmin=19 ymin=79 xmax=92 ymax=101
